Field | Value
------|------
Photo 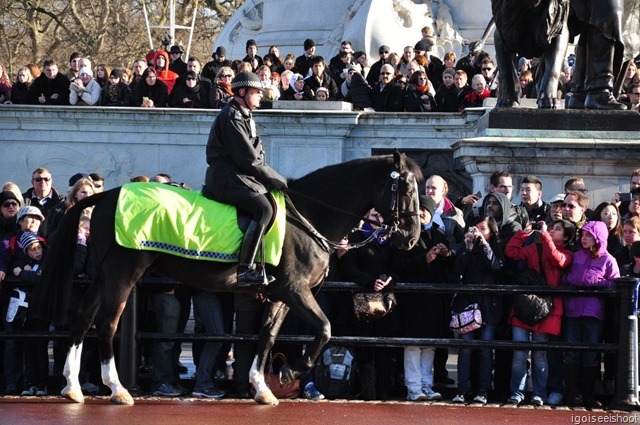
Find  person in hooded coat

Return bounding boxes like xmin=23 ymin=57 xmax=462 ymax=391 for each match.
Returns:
xmin=344 ymin=72 xmax=372 ymax=110
xmin=280 ymin=73 xmax=313 ymax=101
xmin=153 ymin=50 xmax=179 ymax=94
xmin=561 ymin=220 xmax=619 ymax=408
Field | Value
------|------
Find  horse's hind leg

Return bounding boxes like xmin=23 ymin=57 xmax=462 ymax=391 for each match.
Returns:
xmin=537 ymin=27 xmax=569 ymax=109
xmin=95 ymin=281 xmax=136 ymax=405
xmin=250 ymin=301 xmax=290 ymax=405
xmin=61 ymin=283 xmax=104 ymax=403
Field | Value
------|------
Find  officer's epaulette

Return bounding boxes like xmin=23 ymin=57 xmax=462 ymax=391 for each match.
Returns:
xmin=232 ymin=109 xmax=243 ymax=120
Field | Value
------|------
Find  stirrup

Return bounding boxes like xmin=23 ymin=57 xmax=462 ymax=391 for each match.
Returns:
xmin=237 ymin=267 xmax=274 ymax=287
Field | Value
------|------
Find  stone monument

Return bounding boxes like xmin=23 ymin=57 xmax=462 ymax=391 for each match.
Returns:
xmin=214 ymin=0 xmax=493 ymax=64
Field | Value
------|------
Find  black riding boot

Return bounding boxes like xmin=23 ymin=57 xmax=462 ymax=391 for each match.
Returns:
xmin=237 ymin=221 xmax=274 ymax=287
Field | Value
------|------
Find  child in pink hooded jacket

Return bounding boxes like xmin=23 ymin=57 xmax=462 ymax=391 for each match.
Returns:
xmin=562 ymin=220 xmax=619 ymax=408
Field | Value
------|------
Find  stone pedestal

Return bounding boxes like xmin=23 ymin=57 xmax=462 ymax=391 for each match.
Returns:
xmin=452 ymin=109 xmax=640 ymax=207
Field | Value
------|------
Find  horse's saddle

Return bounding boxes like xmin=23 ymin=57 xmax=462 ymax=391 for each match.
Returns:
xmin=114 ymin=182 xmax=286 ymax=265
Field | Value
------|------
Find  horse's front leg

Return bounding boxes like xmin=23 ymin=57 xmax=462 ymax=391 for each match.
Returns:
xmin=250 ymin=301 xmax=290 ymax=405
xmin=280 ymin=291 xmax=331 ymax=386
xmin=62 ymin=342 xmax=85 ymax=403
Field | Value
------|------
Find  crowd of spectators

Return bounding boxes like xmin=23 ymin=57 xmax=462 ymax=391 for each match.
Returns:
xmin=2 ymin=29 xmax=639 ymax=112
xmin=0 ymin=25 xmax=639 ymax=406
xmin=0 ymin=165 xmax=639 ymax=408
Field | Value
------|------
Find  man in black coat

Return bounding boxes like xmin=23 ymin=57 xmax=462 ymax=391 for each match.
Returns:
xmin=168 ymin=45 xmax=188 ymax=76
xmin=366 ymin=45 xmax=390 ymax=87
xmin=371 ymin=64 xmax=404 ymax=111
xmin=29 ymin=59 xmax=70 ymax=105
xmin=202 ymin=72 xmax=287 ymax=286
xmin=295 ymin=39 xmax=317 ymax=77
xmin=202 ymin=46 xmax=232 ymax=81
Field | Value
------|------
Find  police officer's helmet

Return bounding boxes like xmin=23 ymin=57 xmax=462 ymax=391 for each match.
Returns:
xmin=231 ymin=72 xmax=264 ymax=95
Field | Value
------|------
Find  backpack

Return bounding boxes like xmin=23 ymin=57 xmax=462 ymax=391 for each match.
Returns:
xmin=314 ymin=345 xmax=357 ymax=399
xmin=512 ymin=243 xmax=554 ymax=326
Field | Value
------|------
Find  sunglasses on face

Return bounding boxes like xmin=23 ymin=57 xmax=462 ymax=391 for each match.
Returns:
xmin=2 ymin=201 xmax=18 ymax=208
xmin=33 ymin=177 xmax=51 ymax=183
xmin=482 ymin=67 xmax=493 ymax=71
xmin=562 ymin=203 xmax=578 ymax=209
xmin=380 ymin=72 xmax=392 ymax=76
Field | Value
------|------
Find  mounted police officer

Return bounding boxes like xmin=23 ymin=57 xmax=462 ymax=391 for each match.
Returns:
xmin=202 ymin=72 xmax=288 ymax=286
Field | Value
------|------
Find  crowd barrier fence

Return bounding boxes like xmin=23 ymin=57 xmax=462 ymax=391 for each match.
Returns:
xmin=0 ymin=276 xmax=638 ymax=409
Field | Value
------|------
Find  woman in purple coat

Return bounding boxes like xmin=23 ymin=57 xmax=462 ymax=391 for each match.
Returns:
xmin=562 ymin=220 xmax=619 ymax=408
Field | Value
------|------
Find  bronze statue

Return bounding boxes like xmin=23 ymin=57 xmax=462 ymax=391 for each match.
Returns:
xmin=491 ymin=0 xmax=627 ymax=110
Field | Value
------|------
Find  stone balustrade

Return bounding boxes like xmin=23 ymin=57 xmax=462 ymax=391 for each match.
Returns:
xmin=1 ymin=104 xmax=639 ymax=209
xmin=0 ymin=104 xmax=482 ymax=193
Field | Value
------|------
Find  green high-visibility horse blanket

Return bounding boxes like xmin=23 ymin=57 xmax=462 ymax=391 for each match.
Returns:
xmin=114 ymin=182 xmax=286 ymax=265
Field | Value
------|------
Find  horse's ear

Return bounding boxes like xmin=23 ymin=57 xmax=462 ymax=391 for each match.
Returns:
xmin=393 ymin=149 xmax=405 ymax=170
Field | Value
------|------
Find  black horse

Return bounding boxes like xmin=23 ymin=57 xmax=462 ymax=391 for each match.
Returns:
xmin=33 ymin=151 xmax=422 ymax=405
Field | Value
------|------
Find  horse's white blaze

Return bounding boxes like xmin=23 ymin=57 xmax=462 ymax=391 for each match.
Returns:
xmin=249 ymin=355 xmax=269 ymax=394
xmin=62 ymin=343 xmax=83 ymax=395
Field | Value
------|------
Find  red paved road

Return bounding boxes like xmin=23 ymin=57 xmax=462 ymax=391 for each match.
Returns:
xmin=1 ymin=397 xmax=639 ymax=425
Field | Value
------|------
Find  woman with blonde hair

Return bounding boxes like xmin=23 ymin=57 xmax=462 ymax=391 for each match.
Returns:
xmin=211 ymin=66 xmax=235 ymax=108
xmin=44 ymin=177 xmax=95 ymax=241
xmin=9 ymin=67 xmax=33 ymax=104
xmin=2 ymin=182 xmax=25 ymax=207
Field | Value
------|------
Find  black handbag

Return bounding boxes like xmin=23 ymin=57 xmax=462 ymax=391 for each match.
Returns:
xmin=512 ymin=243 xmax=554 ymax=326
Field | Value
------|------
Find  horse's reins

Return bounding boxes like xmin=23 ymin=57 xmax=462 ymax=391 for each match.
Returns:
xmin=282 ymin=168 xmax=419 ymax=251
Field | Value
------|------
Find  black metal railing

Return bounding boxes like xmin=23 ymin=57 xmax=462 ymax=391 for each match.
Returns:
xmin=0 ymin=276 xmax=637 ymax=408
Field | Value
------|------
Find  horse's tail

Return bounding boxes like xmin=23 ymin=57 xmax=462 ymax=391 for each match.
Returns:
xmin=32 ymin=191 xmax=109 ymax=324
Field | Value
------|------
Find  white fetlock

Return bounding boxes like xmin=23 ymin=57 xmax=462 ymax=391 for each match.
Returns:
xmin=63 ymin=344 xmax=84 ymax=403
xmin=249 ymin=355 xmax=278 ymax=405
xmin=102 ymin=358 xmax=134 ymax=405
xmin=62 ymin=384 xmax=85 ymax=403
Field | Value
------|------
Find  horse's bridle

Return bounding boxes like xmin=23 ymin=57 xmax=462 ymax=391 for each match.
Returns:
xmin=386 ymin=167 xmax=420 ymax=234
xmin=283 ymin=165 xmax=420 ymax=251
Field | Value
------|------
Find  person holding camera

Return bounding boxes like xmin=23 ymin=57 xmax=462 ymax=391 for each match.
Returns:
xmin=612 ymin=169 xmax=640 ymax=217
xmin=451 ymin=216 xmax=504 ymax=405
xmin=504 ymin=220 xmax=575 ymax=406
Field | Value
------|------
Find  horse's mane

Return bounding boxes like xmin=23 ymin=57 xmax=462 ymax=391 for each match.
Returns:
xmin=288 ymin=154 xmax=423 ymax=187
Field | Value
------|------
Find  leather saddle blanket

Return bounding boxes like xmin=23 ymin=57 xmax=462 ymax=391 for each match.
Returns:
xmin=115 ymin=182 xmax=286 ymax=265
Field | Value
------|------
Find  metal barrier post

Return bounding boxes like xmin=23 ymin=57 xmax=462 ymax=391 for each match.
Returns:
xmin=613 ymin=276 xmax=639 ymax=410
xmin=118 ymin=285 xmax=139 ymax=390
